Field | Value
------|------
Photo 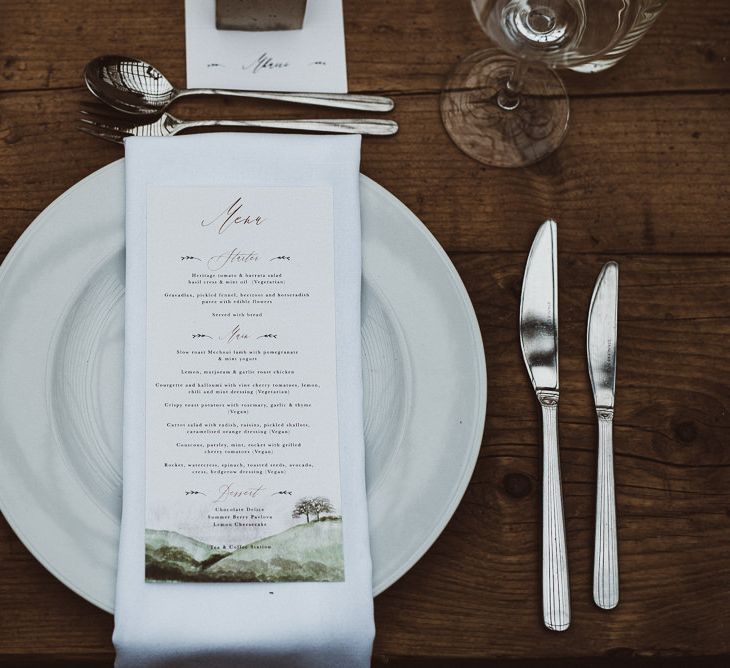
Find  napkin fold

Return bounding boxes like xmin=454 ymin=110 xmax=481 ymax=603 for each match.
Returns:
xmin=114 ymin=133 xmax=374 ymax=668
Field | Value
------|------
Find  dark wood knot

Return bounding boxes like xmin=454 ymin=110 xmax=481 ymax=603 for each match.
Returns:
xmin=674 ymin=420 xmax=697 ymax=443
xmin=503 ymin=472 xmax=532 ymax=499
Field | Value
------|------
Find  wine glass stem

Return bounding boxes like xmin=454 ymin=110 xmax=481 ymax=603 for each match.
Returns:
xmin=497 ymin=58 xmax=527 ymax=111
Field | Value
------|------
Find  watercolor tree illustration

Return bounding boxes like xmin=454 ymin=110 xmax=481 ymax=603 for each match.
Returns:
xmin=292 ymin=496 xmax=335 ymax=523
xmin=146 ymin=497 xmax=344 ymax=583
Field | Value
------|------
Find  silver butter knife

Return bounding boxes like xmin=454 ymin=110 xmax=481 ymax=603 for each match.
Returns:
xmin=587 ymin=261 xmax=620 ymax=610
xmin=519 ymin=220 xmax=570 ymax=632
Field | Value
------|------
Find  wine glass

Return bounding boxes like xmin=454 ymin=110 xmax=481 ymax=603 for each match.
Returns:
xmin=441 ymin=1 xmax=640 ymax=167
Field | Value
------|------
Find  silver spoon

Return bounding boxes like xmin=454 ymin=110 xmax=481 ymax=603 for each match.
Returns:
xmin=84 ymin=56 xmax=395 ymax=115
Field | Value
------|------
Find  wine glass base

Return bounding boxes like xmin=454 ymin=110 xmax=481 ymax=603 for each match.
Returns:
xmin=441 ymin=49 xmax=569 ymax=168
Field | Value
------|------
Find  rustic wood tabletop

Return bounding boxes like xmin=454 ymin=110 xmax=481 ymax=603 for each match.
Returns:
xmin=0 ymin=0 xmax=729 ymax=666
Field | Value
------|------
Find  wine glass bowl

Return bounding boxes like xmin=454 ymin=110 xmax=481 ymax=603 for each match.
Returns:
xmin=571 ymin=0 xmax=668 ymax=73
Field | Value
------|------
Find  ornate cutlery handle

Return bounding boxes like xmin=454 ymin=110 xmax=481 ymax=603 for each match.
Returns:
xmin=176 ymin=88 xmax=394 ymax=113
xmin=178 ymin=118 xmax=398 ymax=136
xmin=538 ymin=390 xmax=570 ymax=631
xmin=594 ymin=408 xmax=619 ymax=609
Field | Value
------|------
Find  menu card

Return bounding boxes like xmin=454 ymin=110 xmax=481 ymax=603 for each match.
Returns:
xmin=144 ymin=185 xmax=344 ymax=583
xmin=185 ymin=0 xmax=348 ymax=93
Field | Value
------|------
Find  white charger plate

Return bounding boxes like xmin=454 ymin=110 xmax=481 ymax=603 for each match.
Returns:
xmin=0 ymin=159 xmax=486 ymax=612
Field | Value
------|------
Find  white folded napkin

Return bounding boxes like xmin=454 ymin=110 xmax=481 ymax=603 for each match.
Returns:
xmin=114 ymin=133 xmax=374 ymax=668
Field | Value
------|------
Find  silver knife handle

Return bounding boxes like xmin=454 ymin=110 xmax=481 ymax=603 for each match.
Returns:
xmin=594 ymin=407 xmax=619 ymax=609
xmin=538 ymin=390 xmax=570 ymax=631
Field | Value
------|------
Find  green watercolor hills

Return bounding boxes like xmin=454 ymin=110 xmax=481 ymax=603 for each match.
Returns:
xmin=145 ymin=519 xmax=344 ymax=583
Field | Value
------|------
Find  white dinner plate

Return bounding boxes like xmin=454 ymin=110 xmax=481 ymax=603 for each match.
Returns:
xmin=0 ymin=159 xmax=486 ymax=612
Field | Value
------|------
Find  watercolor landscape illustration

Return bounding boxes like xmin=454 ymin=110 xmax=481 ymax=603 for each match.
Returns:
xmin=145 ymin=497 xmax=344 ymax=583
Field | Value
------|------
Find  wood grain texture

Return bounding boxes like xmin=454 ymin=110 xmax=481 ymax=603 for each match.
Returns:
xmin=1 ymin=91 xmax=728 ymax=258
xmin=0 ymin=0 xmax=728 ymax=94
xmin=0 ymin=0 xmax=729 ymax=664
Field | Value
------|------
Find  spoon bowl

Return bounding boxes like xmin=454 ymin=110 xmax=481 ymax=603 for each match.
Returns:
xmin=85 ymin=56 xmax=177 ymax=115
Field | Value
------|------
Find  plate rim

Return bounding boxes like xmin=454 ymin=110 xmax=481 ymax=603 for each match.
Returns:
xmin=0 ymin=160 xmax=486 ymax=611
xmin=358 ymin=174 xmax=487 ymax=594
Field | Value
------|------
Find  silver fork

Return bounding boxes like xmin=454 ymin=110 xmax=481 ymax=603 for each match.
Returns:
xmin=78 ymin=103 xmax=398 ymax=142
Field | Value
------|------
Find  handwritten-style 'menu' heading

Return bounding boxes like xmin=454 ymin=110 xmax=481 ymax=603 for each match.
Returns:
xmin=201 ymin=197 xmax=265 ymax=235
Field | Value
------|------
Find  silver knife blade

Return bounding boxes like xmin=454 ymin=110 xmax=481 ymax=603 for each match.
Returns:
xmin=520 ymin=220 xmax=559 ymax=392
xmin=587 ymin=261 xmax=619 ymax=408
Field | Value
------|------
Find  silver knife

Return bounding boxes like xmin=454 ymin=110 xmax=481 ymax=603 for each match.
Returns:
xmin=587 ymin=261 xmax=619 ymax=610
xmin=519 ymin=220 xmax=570 ymax=632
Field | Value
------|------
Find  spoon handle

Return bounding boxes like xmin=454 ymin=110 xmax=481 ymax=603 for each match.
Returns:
xmin=177 ymin=118 xmax=398 ymax=136
xmin=174 ymin=88 xmax=394 ymax=113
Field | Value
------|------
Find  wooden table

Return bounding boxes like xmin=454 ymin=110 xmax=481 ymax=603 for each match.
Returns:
xmin=1 ymin=1 xmax=729 ymax=665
